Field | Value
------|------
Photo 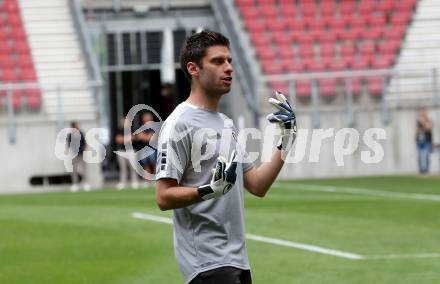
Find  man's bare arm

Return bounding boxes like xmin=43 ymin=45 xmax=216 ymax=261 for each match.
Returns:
xmin=243 ymin=149 xmax=284 ymax=198
xmin=155 ymin=178 xmax=202 ymax=211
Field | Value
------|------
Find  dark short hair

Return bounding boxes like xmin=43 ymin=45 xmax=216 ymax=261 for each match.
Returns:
xmin=179 ymin=30 xmax=230 ymax=81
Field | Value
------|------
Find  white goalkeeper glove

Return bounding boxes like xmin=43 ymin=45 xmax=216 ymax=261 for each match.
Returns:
xmin=267 ymin=91 xmax=297 ymax=152
xmin=197 ymin=151 xmax=238 ymax=200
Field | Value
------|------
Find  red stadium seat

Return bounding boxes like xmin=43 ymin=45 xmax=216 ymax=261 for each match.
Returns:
xmin=262 ymin=60 xmax=283 ymax=75
xmin=363 ymin=27 xmax=383 ymax=40
xmin=339 ymin=1 xmax=356 ymax=15
xmin=260 ymin=5 xmax=278 ymax=18
xmin=257 ymin=0 xmax=276 ymax=5
xmin=309 ymin=60 xmax=326 ymax=72
xmin=295 ymin=79 xmax=311 ymax=98
xmin=390 ymin=12 xmax=412 ymax=26
xmin=269 ymin=81 xmax=288 ymax=95
xmin=319 ymin=78 xmax=337 ymax=97
xmin=15 ymin=41 xmax=30 ymax=54
xmin=351 ymin=58 xmax=370 ymax=70
xmin=266 ymin=18 xmax=285 ymax=32
xmin=279 ymin=5 xmax=296 ymax=18
xmin=235 ymin=0 xmax=255 ymax=8
xmin=320 ymin=2 xmax=336 ymax=18
xmin=273 ymin=31 xmax=293 ymax=45
xmin=377 ymin=0 xmax=395 ymax=14
xmin=341 ymin=77 xmax=362 ymax=96
xmin=340 ymin=42 xmax=356 ymax=57
xmin=278 ymin=44 xmax=295 ymax=60
xmin=251 ymin=32 xmax=272 ymax=46
xmin=329 ymin=17 xmax=348 ymax=30
xmin=300 ymin=3 xmax=317 ymax=18
xmin=367 ymin=76 xmax=385 ymax=96
xmin=358 ymin=1 xmax=375 ymax=15
xmin=299 ymin=43 xmax=314 ymax=59
xmin=1 ymin=69 xmax=18 ymax=82
xmin=256 ymin=45 xmax=276 ymax=61
xmin=319 ymin=43 xmax=335 ymax=58
xmin=383 ymin=25 xmax=406 ymax=40
xmin=329 ymin=59 xmax=349 ymax=71
xmin=359 ymin=41 xmax=376 ymax=57
xmin=348 ymin=16 xmax=367 ymax=29
xmin=24 ymin=89 xmax=42 ymax=110
xmin=20 ymin=69 xmax=37 ymax=81
xmin=244 ymin=19 xmax=265 ymax=33
xmin=240 ymin=7 xmax=260 ymax=19
xmin=368 ymin=14 xmax=386 ymax=27
xmin=0 ymin=42 xmax=13 ymax=53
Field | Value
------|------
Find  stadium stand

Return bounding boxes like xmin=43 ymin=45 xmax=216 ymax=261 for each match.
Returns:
xmin=17 ymin=0 xmax=98 ymax=121
xmin=236 ymin=0 xmax=417 ymax=98
xmin=0 ymin=0 xmax=41 ymax=111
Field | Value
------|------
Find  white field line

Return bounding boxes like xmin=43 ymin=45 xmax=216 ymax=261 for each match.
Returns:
xmin=132 ymin=212 xmax=362 ymax=260
xmin=365 ymin=253 xmax=440 ymax=260
xmin=132 ymin=212 xmax=440 ymax=260
xmin=276 ymin=183 xmax=440 ymax=202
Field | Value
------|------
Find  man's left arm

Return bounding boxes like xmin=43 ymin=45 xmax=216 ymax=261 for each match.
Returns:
xmin=243 ymin=91 xmax=296 ymax=198
xmin=244 ymin=149 xmax=284 ymax=197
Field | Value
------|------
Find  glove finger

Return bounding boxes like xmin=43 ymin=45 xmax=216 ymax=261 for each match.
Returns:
xmin=213 ymin=157 xmax=226 ymax=181
xmin=267 ymin=113 xmax=283 ymax=123
xmin=275 ymin=91 xmax=293 ymax=111
xmin=228 ymin=150 xmax=237 ymax=164
xmin=269 ymin=97 xmax=291 ymax=113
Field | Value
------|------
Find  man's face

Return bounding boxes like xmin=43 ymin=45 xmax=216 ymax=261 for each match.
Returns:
xmin=196 ymin=45 xmax=233 ymax=96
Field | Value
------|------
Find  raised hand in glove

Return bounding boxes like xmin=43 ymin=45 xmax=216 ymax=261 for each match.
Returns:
xmin=266 ymin=91 xmax=297 ymax=152
xmin=197 ymin=151 xmax=238 ymax=200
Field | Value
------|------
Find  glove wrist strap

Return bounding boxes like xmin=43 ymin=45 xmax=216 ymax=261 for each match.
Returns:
xmin=197 ymin=184 xmax=215 ymax=200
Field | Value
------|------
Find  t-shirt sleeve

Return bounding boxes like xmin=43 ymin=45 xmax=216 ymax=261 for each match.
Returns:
xmin=156 ymin=121 xmax=192 ymax=183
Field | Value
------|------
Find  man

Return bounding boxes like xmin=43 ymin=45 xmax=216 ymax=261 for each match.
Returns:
xmin=115 ymin=116 xmax=139 ymax=189
xmin=137 ymin=112 xmax=157 ymax=180
xmin=66 ymin=121 xmax=91 ymax=191
xmin=155 ymin=30 xmax=296 ymax=284
xmin=416 ymin=108 xmax=433 ymax=174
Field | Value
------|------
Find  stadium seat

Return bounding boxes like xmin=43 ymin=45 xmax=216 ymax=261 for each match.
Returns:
xmin=278 ymin=44 xmax=295 ymax=60
xmin=260 ymin=5 xmax=278 ymax=18
xmin=266 ymin=19 xmax=285 ymax=32
xmin=320 ymin=2 xmax=336 ymax=18
xmin=367 ymin=76 xmax=385 ymax=96
xmin=273 ymin=31 xmax=292 ymax=45
xmin=262 ymin=60 xmax=283 ymax=75
xmin=24 ymin=89 xmax=42 ymax=110
xmin=240 ymin=7 xmax=260 ymax=19
xmin=238 ymin=0 xmax=412 ymax=82
xmin=300 ymin=3 xmax=317 ymax=18
xmin=251 ymin=32 xmax=272 ymax=46
xmin=299 ymin=43 xmax=314 ymax=59
xmin=279 ymin=5 xmax=296 ymax=18
xmin=339 ymin=2 xmax=356 ymax=15
xmin=244 ymin=19 xmax=266 ymax=33
xmin=295 ymin=79 xmax=311 ymax=98
xmin=319 ymin=78 xmax=337 ymax=97
xmin=269 ymin=80 xmax=288 ymax=95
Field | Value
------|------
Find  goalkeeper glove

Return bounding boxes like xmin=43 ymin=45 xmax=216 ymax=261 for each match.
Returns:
xmin=197 ymin=151 xmax=238 ymax=200
xmin=267 ymin=91 xmax=297 ymax=152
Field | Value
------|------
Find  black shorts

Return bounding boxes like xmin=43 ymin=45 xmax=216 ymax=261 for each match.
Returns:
xmin=189 ymin=266 xmax=252 ymax=284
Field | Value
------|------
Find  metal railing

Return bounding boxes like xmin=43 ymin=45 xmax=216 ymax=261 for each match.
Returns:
xmin=260 ymin=67 xmax=440 ymax=128
xmin=0 ymin=81 xmax=102 ymax=144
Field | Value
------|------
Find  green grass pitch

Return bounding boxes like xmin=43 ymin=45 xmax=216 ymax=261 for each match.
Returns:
xmin=1 ymin=176 xmax=440 ymax=283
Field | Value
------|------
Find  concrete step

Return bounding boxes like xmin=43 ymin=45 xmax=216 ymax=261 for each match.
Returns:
xmin=33 ymin=47 xmax=81 ymax=57
xmin=36 ymin=62 xmax=86 ymax=71
xmin=31 ymin=40 xmax=79 ymax=50
xmin=38 ymin=69 xmax=87 ymax=78
xmin=33 ymin=53 xmax=83 ymax=63
xmin=29 ymin=34 xmax=78 ymax=43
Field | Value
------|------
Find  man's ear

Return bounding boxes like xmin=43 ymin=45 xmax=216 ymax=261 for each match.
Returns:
xmin=187 ymin=62 xmax=199 ymax=78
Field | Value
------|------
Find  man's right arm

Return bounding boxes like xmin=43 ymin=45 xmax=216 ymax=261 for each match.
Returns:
xmin=155 ymin=178 xmax=202 ymax=211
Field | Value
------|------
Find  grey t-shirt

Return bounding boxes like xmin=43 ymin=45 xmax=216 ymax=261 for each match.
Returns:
xmin=156 ymin=102 xmax=254 ymax=284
